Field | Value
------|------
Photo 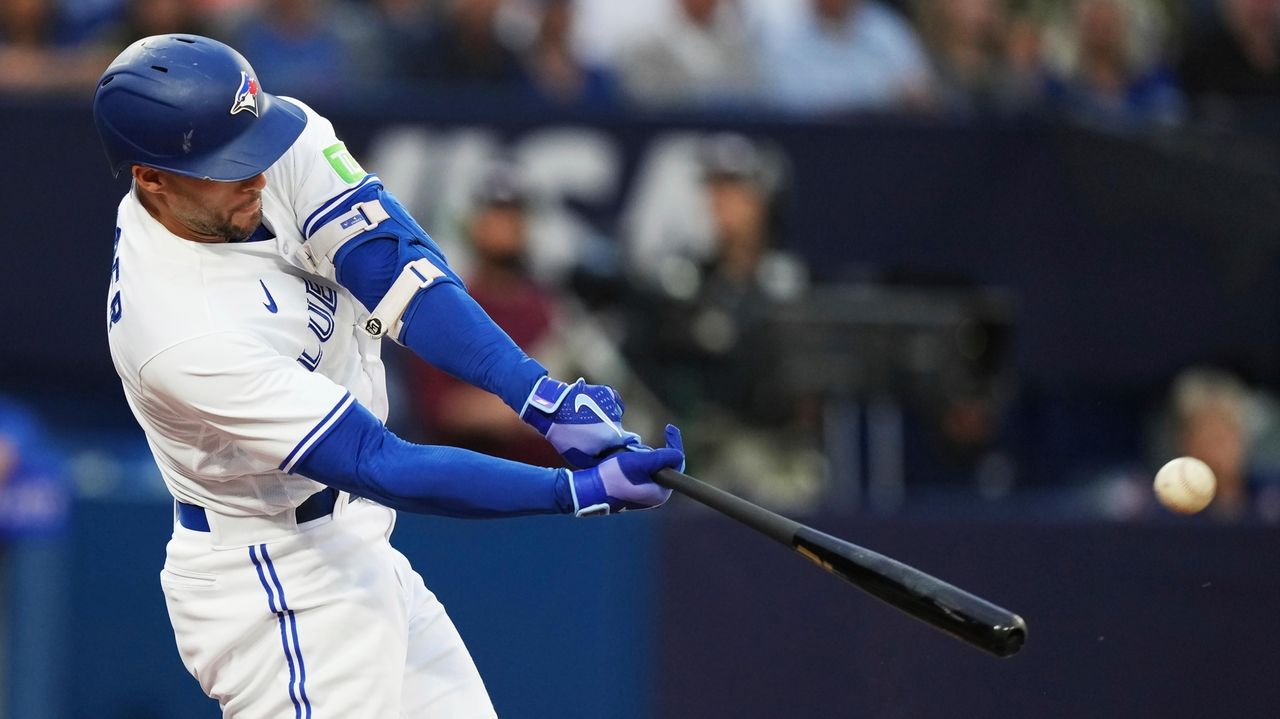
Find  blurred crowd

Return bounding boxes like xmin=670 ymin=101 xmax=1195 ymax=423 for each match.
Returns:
xmin=6 ymin=0 xmax=1280 ymax=523
xmin=393 ymin=135 xmax=828 ymax=509
xmin=4 ymin=0 xmax=1280 ymax=129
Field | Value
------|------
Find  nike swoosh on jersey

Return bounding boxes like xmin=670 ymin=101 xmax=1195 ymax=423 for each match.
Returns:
xmin=260 ymin=280 xmax=278 ymax=314
xmin=574 ymin=394 xmax=625 ymax=438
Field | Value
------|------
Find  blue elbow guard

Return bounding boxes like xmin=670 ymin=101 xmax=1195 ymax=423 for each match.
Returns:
xmin=306 ymin=183 xmax=468 ymax=341
xmin=299 ymin=182 xmax=463 ymax=299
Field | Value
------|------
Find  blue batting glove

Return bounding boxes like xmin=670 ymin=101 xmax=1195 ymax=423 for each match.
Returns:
xmin=520 ymin=376 xmax=642 ymax=468
xmin=568 ymin=425 xmax=684 ymax=516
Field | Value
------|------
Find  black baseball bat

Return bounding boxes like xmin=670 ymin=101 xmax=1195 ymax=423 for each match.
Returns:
xmin=653 ymin=467 xmax=1027 ymax=658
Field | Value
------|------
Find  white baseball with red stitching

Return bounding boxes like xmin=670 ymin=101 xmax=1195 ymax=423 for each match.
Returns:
xmin=1154 ymin=457 xmax=1216 ymax=514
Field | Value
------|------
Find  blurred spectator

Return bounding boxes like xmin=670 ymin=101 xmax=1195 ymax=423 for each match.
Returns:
xmin=913 ymin=0 xmax=1038 ymax=113
xmin=616 ymin=0 xmax=758 ymax=109
xmin=1178 ymin=0 xmax=1280 ymax=122
xmin=53 ymin=0 xmax=129 ymax=44
xmin=228 ymin=0 xmax=382 ymax=99
xmin=524 ymin=0 xmax=617 ymax=108
xmin=1163 ymin=368 xmax=1280 ymax=522
xmin=1090 ymin=367 xmax=1280 ymax=523
xmin=0 ymin=0 xmax=109 ymax=93
xmin=757 ymin=0 xmax=934 ymax=116
xmin=403 ymin=0 xmax=532 ymax=91
xmin=100 ymin=0 xmax=211 ymax=52
xmin=569 ymin=0 xmax=664 ymax=68
xmin=1040 ymin=0 xmax=1184 ymax=127
xmin=1005 ymin=4 xmax=1048 ymax=76
xmin=627 ymin=134 xmax=805 ymax=416
xmin=0 ymin=396 xmax=69 ymax=538
xmin=0 ymin=395 xmax=68 ymax=719
xmin=405 ymin=163 xmax=565 ymax=464
xmin=192 ymin=0 xmax=260 ymax=13
xmin=625 ymin=134 xmax=820 ymax=509
xmin=368 ymin=0 xmax=437 ymax=83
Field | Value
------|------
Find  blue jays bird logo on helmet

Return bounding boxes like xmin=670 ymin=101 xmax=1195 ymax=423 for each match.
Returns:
xmin=230 ymin=71 xmax=260 ymax=116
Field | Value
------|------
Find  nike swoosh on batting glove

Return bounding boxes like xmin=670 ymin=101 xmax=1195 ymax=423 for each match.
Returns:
xmin=569 ymin=424 xmax=684 ymax=516
xmin=520 ymin=376 xmax=641 ymax=468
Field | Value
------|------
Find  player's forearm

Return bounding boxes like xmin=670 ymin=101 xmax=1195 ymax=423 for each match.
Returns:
xmin=399 ymin=281 xmax=547 ymax=412
xmin=295 ymin=401 xmax=573 ymax=518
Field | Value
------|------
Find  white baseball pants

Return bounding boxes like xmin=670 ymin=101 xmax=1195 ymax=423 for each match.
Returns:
xmin=160 ymin=496 xmax=496 ymax=718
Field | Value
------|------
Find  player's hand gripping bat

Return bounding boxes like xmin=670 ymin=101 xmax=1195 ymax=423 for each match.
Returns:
xmin=652 ymin=467 xmax=1027 ymax=657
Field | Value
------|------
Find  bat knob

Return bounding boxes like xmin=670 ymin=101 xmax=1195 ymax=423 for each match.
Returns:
xmin=989 ymin=614 xmax=1028 ymax=658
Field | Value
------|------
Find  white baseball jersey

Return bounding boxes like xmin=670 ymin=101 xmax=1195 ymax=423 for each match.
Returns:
xmin=108 ymin=98 xmax=498 ymax=717
xmin=107 ymin=98 xmax=387 ymax=517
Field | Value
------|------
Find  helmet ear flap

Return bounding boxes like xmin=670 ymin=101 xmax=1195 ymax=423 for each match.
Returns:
xmin=91 ymin=35 xmax=306 ymax=182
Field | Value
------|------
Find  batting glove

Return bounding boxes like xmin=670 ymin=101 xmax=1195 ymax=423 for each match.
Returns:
xmin=520 ymin=376 xmax=641 ymax=468
xmin=569 ymin=425 xmax=683 ymax=516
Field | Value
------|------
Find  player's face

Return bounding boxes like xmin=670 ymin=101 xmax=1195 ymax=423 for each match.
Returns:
xmin=161 ymin=172 xmax=266 ymax=243
xmin=134 ymin=166 xmax=266 ymax=243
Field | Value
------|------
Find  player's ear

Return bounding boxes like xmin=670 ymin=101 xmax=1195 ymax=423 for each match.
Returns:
xmin=132 ymin=165 xmax=165 ymax=194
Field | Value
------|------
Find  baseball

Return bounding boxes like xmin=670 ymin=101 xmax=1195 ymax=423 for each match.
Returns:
xmin=1153 ymin=457 xmax=1216 ymax=514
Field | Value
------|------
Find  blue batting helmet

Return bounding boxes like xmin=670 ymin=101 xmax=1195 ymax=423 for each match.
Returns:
xmin=92 ymin=35 xmax=307 ymax=181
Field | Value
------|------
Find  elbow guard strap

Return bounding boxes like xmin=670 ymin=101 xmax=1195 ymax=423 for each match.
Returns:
xmin=295 ymin=199 xmax=392 ymax=277
xmin=362 ymin=257 xmax=448 ymax=341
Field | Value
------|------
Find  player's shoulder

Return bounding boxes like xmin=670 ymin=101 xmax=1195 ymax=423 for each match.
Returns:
xmin=269 ymin=96 xmax=368 ymax=190
xmin=276 ymin=97 xmax=341 ymax=157
xmin=278 ymin=97 xmax=326 ymax=131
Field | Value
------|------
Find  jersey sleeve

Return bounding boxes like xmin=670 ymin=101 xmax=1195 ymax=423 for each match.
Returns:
xmin=139 ymin=332 xmax=355 ymax=473
xmin=270 ymin=97 xmax=378 ymax=247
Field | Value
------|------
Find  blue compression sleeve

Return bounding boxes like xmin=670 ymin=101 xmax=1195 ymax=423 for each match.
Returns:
xmin=335 ymin=236 xmax=546 ymax=413
xmin=400 ymin=283 xmax=548 ymax=412
xmin=295 ymin=400 xmax=574 ymax=518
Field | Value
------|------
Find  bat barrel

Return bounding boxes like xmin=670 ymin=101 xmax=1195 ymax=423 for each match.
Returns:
xmin=655 ymin=468 xmax=1028 ymax=658
xmin=794 ymin=527 xmax=1027 ymax=657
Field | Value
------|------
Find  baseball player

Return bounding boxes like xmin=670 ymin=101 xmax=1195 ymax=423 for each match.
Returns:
xmin=93 ymin=35 xmax=683 ymax=718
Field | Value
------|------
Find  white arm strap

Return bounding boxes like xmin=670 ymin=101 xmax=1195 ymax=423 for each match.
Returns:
xmin=361 ymin=257 xmax=447 ymax=341
xmin=295 ymin=199 xmax=391 ymax=277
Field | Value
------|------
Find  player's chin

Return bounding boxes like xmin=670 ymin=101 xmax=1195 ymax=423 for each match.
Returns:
xmin=227 ymin=207 xmax=262 ymax=240
xmin=237 ymin=202 xmax=262 ymax=222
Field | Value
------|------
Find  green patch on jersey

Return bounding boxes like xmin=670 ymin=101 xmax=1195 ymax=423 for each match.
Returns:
xmin=323 ymin=142 xmax=366 ymax=184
